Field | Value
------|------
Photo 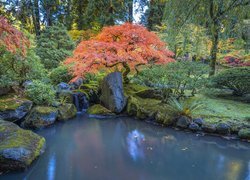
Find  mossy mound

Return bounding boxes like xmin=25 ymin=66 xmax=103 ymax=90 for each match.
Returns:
xmin=190 ymin=94 xmax=250 ymax=127
xmin=0 ymin=95 xmax=33 ymax=122
xmin=0 ymin=120 xmax=46 ymax=172
xmin=238 ymin=129 xmax=250 ymax=140
xmin=58 ymin=103 xmax=77 ymax=121
xmin=124 ymin=84 xmax=175 ymax=123
xmin=21 ymin=106 xmax=58 ymax=129
xmin=87 ymin=104 xmax=114 ymax=116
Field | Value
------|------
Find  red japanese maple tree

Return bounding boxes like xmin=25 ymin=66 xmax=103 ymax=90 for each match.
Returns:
xmin=0 ymin=16 xmax=30 ymax=55
xmin=65 ymin=23 xmax=175 ymax=83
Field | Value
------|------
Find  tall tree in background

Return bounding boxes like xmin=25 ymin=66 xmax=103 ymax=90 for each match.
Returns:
xmin=146 ymin=0 xmax=166 ymax=30
xmin=163 ymin=0 xmax=250 ymax=75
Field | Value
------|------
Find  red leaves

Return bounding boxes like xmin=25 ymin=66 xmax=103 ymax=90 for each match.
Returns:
xmin=65 ymin=23 xmax=175 ymax=79
xmin=0 ymin=16 xmax=30 ymax=55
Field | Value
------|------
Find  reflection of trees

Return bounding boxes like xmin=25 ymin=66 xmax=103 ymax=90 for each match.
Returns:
xmin=5 ymin=116 xmax=249 ymax=180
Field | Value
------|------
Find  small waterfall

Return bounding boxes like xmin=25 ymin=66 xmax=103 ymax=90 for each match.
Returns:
xmin=73 ymin=92 xmax=89 ymax=112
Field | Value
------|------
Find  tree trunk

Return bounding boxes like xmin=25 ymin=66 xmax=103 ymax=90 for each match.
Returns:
xmin=33 ymin=0 xmax=40 ymax=36
xmin=122 ymin=62 xmax=130 ymax=84
xmin=128 ymin=0 xmax=133 ymax=22
xmin=209 ymin=21 xmax=219 ymax=76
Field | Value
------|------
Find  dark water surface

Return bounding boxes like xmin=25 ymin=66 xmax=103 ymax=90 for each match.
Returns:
xmin=1 ymin=114 xmax=250 ymax=180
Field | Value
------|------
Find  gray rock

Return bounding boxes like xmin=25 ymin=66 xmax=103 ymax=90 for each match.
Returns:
xmin=58 ymin=103 xmax=77 ymax=121
xmin=0 ymin=120 xmax=45 ymax=172
xmin=70 ymin=78 xmax=83 ymax=89
xmin=100 ymin=72 xmax=127 ymax=113
xmin=21 ymin=106 xmax=58 ymax=129
xmin=189 ymin=122 xmax=200 ymax=132
xmin=57 ymin=82 xmax=71 ymax=92
xmin=202 ymin=123 xmax=216 ymax=133
xmin=216 ymin=123 xmax=230 ymax=135
xmin=176 ymin=116 xmax=191 ymax=129
xmin=193 ymin=118 xmax=204 ymax=126
xmin=0 ymin=100 xmax=33 ymax=122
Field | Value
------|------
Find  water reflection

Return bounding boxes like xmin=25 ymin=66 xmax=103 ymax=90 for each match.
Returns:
xmin=1 ymin=116 xmax=250 ymax=180
xmin=47 ymin=153 xmax=56 ymax=180
xmin=127 ymin=129 xmax=145 ymax=161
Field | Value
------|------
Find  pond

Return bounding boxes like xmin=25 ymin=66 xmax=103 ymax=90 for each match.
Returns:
xmin=1 ymin=114 xmax=250 ymax=180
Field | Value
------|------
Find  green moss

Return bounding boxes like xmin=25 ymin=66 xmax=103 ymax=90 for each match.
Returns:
xmin=87 ymin=104 xmax=114 ymax=115
xmin=58 ymin=103 xmax=77 ymax=121
xmin=0 ymin=120 xmax=46 ymax=165
xmin=190 ymin=94 xmax=250 ymax=126
xmin=124 ymin=83 xmax=150 ymax=96
xmin=35 ymin=106 xmax=57 ymax=114
xmin=0 ymin=94 xmax=28 ymax=111
xmin=238 ymin=128 xmax=250 ymax=140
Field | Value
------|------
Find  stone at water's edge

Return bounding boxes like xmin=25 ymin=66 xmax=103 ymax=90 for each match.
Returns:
xmin=21 ymin=106 xmax=58 ymax=129
xmin=238 ymin=128 xmax=250 ymax=140
xmin=100 ymin=72 xmax=127 ymax=113
xmin=87 ymin=104 xmax=115 ymax=117
xmin=0 ymin=97 xmax=33 ymax=123
xmin=58 ymin=103 xmax=77 ymax=121
xmin=0 ymin=120 xmax=46 ymax=172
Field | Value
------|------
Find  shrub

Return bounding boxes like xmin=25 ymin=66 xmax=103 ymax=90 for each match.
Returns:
xmin=25 ymin=80 xmax=56 ymax=105
xmin=134 ymin=61 xmax=209 ymax=97
xmin=0 ymin=46 xmax=47 ymax=89
xmin=211 ymin=67 xmax=250 ymax=96
xmin=49 ymin=65 xmax=73 ymax=85
xmin=36 ymin=24 xmax=75 ymax=69
xmin=166 ymin=97 xmax=203 ymax=118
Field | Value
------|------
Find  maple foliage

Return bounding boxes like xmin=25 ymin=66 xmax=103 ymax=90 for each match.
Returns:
xmin=65 ymin=23 xmax=175 ymax=82
xmin=0 ymin=16 xmax=30 ymax=55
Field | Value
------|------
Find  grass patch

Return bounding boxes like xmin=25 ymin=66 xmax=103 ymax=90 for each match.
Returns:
xmin=190 ymin=94 xmax=250 ymax=125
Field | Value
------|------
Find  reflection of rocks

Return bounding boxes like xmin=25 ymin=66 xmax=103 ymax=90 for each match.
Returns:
xmin=126 ymin=129 xmax=145 ymax=161
xmin=0 ymin=120 xmax=45 ymax=172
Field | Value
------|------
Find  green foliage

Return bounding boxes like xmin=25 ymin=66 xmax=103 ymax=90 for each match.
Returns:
xmin=0 ymin=46 xmax=46 ymax=89
xmin=25 ymin=80 xmax=56 ymax=105
xmin=36 ymin=24 xmax=75 ymax=69
xmin=211 ymin=67 xmax=250 ymax=96
xmin=49 ymin=65 xmax=73 ymax=85
xmin=134 ymin=61 xmax=210 ymax=96
xmin=166 ymin=97 xmax=203 ymax=118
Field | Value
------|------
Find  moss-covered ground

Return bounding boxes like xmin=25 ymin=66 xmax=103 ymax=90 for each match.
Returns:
xmin=0 ymin=94 xmax=28 ymax=111
xmin=190 ymin=94 xmax=250 ymax=126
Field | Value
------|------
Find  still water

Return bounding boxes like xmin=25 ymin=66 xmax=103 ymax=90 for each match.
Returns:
xmin=1 ymin=114 xmax=250 ymax=180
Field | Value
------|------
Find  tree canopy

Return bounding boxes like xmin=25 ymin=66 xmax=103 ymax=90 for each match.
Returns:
xmin=65 ymin=23 xmax=175 ymax=83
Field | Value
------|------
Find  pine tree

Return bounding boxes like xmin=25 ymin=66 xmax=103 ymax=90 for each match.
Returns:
xmin=36 ymin=24 xmax=75 ymax=69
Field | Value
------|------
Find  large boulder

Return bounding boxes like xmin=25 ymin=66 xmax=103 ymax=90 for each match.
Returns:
xmin=100 ymin=72 xmax=127 ymax=113
xmin=0 ymin=95 xmax=33 ymax=122
xmin=216 ymin=123 xmax=231 ymax=135
xmin=58 ymin=103 xmax=77 ymax=121
xmin=0 ymin=120 xmax=45 ymax=172
xmin=21 ymin=106 xmax=58 ymax=129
